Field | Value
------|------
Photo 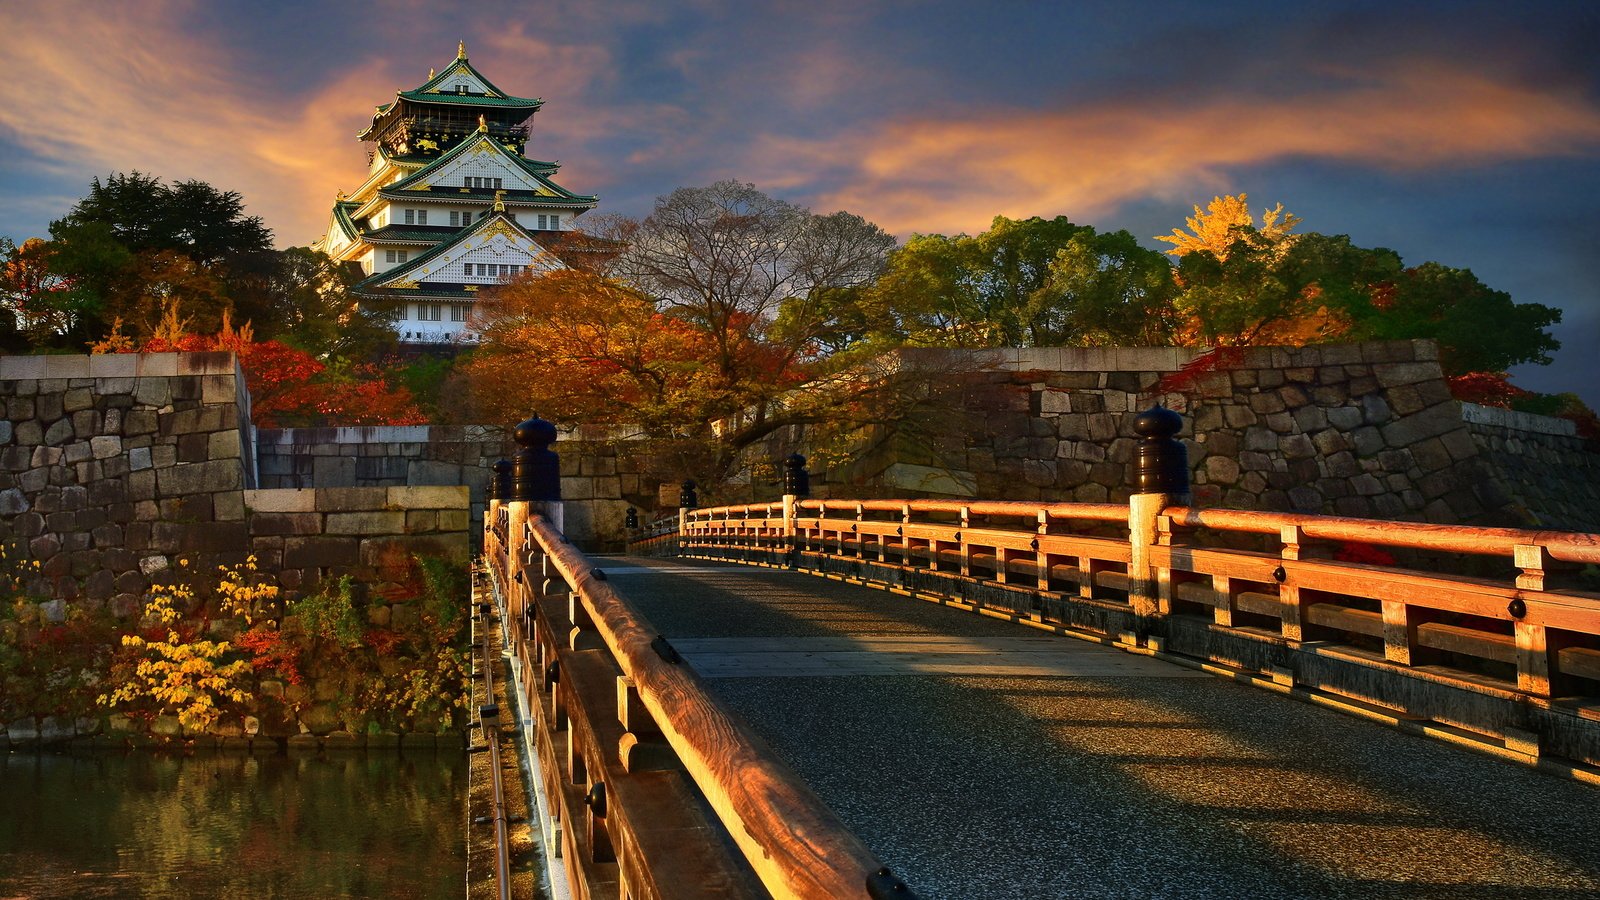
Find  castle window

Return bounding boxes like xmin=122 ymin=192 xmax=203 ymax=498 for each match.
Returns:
xmin=416 ymin=210 xmax=427 ymax=225
xmin=450 ymin=211 xmax=460 ymax=227
xmin=549 ymin=215 xmax=560 ymax=229
xmin=398 ymin=250 xmax=409 ymax=263
xmin=464 ymin=263 xmax=474 ymax=276
xmin=451 ymin=305 xmax=468 ymax=322
xmin=537 ymin=214 xmax=547 ymax=229
xmin=403 ymin=209 xmax=415 ymax=225
xmin=417 ymin=304 xmax=443 ymax=322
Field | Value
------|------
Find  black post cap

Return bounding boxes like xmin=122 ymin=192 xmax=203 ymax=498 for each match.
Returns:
xmin=783 ymin=453 xmax=810 ymax=497
xmin=625 ymin=507 xmax=639 ymax=529
xmin=1132 ymin=404 xmax=1190 ymax=495
xmin=488 ymin=458 xmax=513 ymax=500
xmin=510 ymin=416 xmax=561 ymax=501
xmin=679 ymin=479 xmax=698 ymax=509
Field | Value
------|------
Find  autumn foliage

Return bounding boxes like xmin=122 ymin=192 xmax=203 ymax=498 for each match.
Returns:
xmin=465 ymin=269 xmax=809 ymax=430
xmin=94 ymin=304 xmax=425 ymax=427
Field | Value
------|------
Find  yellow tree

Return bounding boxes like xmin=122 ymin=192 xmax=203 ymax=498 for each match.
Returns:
xmin=1155 ymin=193 xmax=1301 ymax=259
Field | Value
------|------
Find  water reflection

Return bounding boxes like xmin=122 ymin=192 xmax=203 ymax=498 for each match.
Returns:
xmin=0 ymin=750 xmax=465 ymax=899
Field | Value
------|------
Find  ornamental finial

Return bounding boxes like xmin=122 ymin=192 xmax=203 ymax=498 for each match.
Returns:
xmin=493 ymin=190 xmax=506 ymax=212
xmin=477 ymin=113 xmax=487 ymax=133
xmin=429 ymin=67 xmax=435 ymax=79
xmin=458 ymin=40 xmax=467 ymax=59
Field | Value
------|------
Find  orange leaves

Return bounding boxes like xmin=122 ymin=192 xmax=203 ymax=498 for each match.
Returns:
xmin=1445 ymin=372 xmax=1534 ymax=408
xmin=465 ymin=269 xmax=805 ymax=432
xmin=98 ymin=310 xmax=425 ymax=427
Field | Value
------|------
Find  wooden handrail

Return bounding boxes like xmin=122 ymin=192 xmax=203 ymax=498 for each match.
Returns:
xmin=677 ymin=495 xmax=1600 ymax=704
xmin=1165 ymin=506 xmax=1600 ymax=564
xmin=525 ymin=515 xmax=889 ymax=900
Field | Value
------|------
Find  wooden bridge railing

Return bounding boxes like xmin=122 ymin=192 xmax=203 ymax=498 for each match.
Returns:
xmin=666 ymin=496 xmax=1600 ymax=716
xmin=485 ymin=500 xmax=917 ymax=900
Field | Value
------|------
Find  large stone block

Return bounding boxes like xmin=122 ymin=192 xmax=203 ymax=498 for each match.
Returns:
xmin=386 ymin=485 xmax=468 ymax=509
xmin=248 ymin=512 xmax=324 ymax=536
xmin=283 ymin=536 xmax=360 ymax=568
xmin=156 ymin=459 xmax=242 ymax=496
xmin=326 ymin=510 xmax=406 ymax=535
xmin=312 ymin=487 xmax=389 ymax=512
xmin=1380 ymin=403 xmax=1463 ymax=449
xmin=244 ymin=488 xmax=317 ymax=513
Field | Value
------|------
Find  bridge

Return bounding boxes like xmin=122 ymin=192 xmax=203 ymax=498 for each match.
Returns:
xmin=478 ymin=418 xmax=1600 ymax=899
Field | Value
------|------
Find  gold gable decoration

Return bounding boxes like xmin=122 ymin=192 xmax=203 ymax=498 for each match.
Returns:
xmin=481 ymin=219 xmax=520 ymax=241
xmin=387 ymin=277 xmax=420 ymax=290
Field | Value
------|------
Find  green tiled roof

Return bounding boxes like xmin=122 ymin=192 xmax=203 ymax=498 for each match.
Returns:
xmin=380 ymin=132 xmax=597 ymax=204
xmin=395 ymin=90 xmax=542 ymax=109
xmin=378 ymin=187 xmax=598 ymax=206
xmin=407 ymin=53 xmax=531 ymax=104
xmin=332 ymin=202 xmax=361 ymax=242
xmin=361 ymin=224 xmax=461 ymax=243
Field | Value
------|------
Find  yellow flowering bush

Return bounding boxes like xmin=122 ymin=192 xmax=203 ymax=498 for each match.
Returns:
xmin=96 ymin=559 xmax=269 ymax=732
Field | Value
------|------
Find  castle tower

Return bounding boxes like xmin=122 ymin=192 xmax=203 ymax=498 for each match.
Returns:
xmin=315 ymin=43 xmax=599 ymax=345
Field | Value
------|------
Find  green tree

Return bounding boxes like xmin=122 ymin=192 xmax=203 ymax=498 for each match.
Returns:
xmin=1172 ymin=231 xmax=1403 ymax=346
xmin=855 ymin=215 xmax=1172 ymax=347
xmin=1037 ymin=227 xmax=1179 ymax=345
xmin=42 ymin=172 xmax=275 ymax=343
xmin=1349 ymin=262 xmax=1561 ymax=374
xmin=52 ymin=171 xmax=272 ymax=263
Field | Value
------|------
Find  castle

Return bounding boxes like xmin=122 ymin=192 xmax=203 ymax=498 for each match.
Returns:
xmin=314 ymin=43 xmax=599 ymax=345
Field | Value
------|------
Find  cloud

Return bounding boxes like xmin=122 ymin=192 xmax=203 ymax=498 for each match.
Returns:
xmin=0 ymin=2 xmax=633 ymax=245
xmin=771 ymin=62 xmax=1600 ymax=235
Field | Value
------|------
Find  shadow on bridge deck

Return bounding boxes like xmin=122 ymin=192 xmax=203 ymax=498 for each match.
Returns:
xmin=605 ymin=556 xmax=1600 ymax=900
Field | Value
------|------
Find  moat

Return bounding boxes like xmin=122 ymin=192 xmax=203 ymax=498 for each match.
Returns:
xmin=0 ymin=750 xmax=465 ymax=898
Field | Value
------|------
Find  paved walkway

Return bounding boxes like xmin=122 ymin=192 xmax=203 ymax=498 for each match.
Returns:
xmin=605 ymin=557 xmax=1600 ymax=899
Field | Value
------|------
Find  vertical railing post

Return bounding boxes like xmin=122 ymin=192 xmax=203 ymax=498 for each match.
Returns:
xmin=507 ymin=415 xmax=562 ymax=658
xmin=1128 ymin=405 xmax=1189 ymax=628
xmin=678 ymin=480 xmax=697 ymax=553
xmin=782 ymin=454 xmax=808 ymax=569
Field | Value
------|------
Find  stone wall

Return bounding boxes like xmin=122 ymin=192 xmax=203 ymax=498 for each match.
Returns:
xmin=244 ymin=486 xmax=470 ymax=600
xmin=0 ymin=353 xmax=477 ymax=608
xmin=255 ymin=425 xmax=506 ymax=540
xmin=765 ymin=342 xmax=1600 ymax=532
xmin=254 ymin=423 xmax=647 ymax=549
xmin=0 ymin=352 xmax=251 ymax=616
xmin=1461 ymin=403 xmax=1600 ymax=532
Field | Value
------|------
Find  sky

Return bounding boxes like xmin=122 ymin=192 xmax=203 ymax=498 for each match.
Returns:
xmin=1 ymin=0 xmax=1597 ymax=402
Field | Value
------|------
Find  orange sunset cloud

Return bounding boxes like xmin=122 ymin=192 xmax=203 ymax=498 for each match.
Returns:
xmin=771 ymin=63 xmax=1600 ymax=235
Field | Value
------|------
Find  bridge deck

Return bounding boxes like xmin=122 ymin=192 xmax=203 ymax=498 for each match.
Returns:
xmin=607 ymin=556 xmax=1600 ymax=899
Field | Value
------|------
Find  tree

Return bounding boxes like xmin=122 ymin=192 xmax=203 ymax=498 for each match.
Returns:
xmin=612 ymin=181 xmax=896 ymax=378
xmin=466 ymin=265 xmax=966 ymax=495
xmin=1037 ymin=227 xmax=1180 ymax=346
xmin=854 ymin=216 xmax=1175 ymax=347
xmin=1157 ymin=196 xmax=1560 ymax=371
xmin=1347 ymin=262 xmax=1560 ymax=374
xmin=1155 ymin=193 xmax=1301 ymax=259
xmin=52 ymin=172 xmax=272 ymax=263
xmin=1172 ymin=232 xmax=1403 ymax=346
xmin=38 ymin=172 xmax=275 ymax=343
xmin=255 ymin=247 xmax=399 ymax=359
xmin=0 ymin=238 xmax=75 ymax=348
xmin=96 ymin=305 xmax=424 ymax=428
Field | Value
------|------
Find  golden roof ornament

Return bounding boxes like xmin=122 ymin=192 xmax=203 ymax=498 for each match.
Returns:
xmin=429 ymin=67 xmax=435 ymax=79
xmin=458 ymin=40 xmax=467 ymax=60
xmin=493 ymin=189 xmax=506 ymax=212
xmin=477 ymin=114 xmax=488 ymax=133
